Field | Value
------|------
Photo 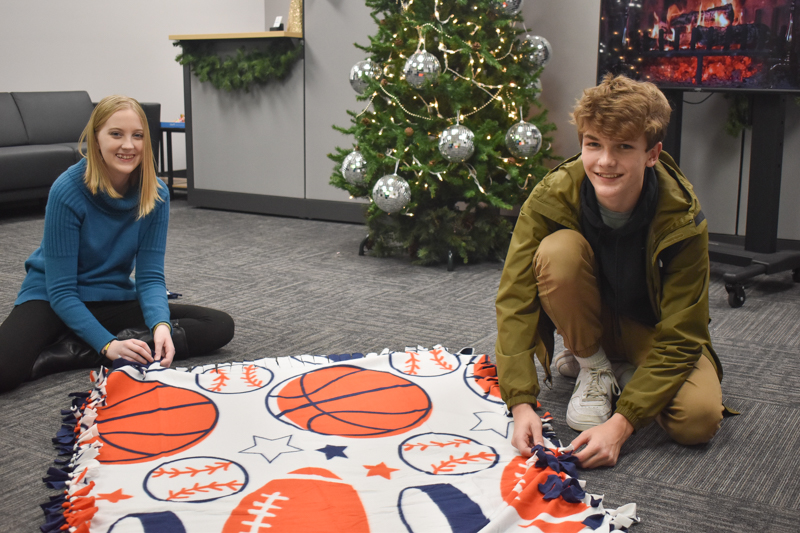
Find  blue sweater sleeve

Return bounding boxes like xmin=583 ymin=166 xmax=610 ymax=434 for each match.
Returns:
xmin=135 ymin=187 xmax=170 ymax=331
xmin=43 ymin=181 xmax=116 ymax=352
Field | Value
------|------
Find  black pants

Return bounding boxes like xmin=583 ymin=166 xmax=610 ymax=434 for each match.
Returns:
xmin=0 ymin=300 xmax=235 ymax=393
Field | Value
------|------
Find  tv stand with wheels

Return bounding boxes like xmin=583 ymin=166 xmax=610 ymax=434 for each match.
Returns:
xmin=662 ymin=90 xmax=800 ymax=308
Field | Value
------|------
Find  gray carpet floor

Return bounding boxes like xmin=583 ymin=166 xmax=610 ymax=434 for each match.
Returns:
xmin=1 ymin=197 xmax=798 ymax=532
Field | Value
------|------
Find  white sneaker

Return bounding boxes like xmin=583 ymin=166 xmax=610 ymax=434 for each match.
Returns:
xmin=566 ymin=365 xmax=621 ymax=431
xmin=611 ymin=361 xmax=636 ymax=390
xmin=556 ymin=349 xmax=635 ymax=390
xmin=554 ymin=349 xmax=580 ymax=378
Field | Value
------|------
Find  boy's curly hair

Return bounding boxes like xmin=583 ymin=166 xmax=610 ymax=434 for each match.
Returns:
xmin=571 ymin=74 xmax=672 ymax=150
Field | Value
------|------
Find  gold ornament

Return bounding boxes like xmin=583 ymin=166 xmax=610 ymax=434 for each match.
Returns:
xmin=405 ymin=127 xmax=414 ymax=137
xmin=287 ymin=0 xmax=303 ymax=33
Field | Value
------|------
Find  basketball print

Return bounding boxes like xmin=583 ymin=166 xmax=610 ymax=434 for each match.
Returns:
xmin=221 ymin=468 xmax=369 ymax=533
xmin=399 ymin=433 xmax=499 ymax=475
xmin=144 ymin=456 xmax=248 ymax=503
xmin=463 ymin=354 xmax=504 ymax=404
xmin=196 ymin=363 xmax=273 ymax=394
xmin=390 ymin=346 xmax=461 ymax=377
xmin=94 ymin=372 xmax=218 ymax=464
xmin=266 ymin=365 xmax=432 ymax=438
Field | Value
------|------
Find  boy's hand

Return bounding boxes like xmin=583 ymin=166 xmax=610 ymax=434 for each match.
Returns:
xmin=153 ymin=323 xmax=176 ymax=368
xmin=510 ymin=403 xmax=544 ymax=457
xmin=570 ymin=413 xmax=634 ymax=468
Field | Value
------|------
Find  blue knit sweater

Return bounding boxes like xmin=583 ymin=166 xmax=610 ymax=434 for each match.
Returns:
xmin=16 ymin=159 xmax=170 ymax=352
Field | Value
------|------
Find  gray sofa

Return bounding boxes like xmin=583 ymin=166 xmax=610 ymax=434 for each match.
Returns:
xmin=0 ymin=91 xmax=161 ymax=205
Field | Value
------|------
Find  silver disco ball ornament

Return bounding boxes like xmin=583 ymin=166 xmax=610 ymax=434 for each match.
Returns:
xmin=518 ymin=34 xmax=553 ymax=70
xmin=505 ymin=121 xmax=542 ymax=158
xmin=349 ymin=60 xmax=381 ymax=94
xmin=341 ymin=151 xmax=367 ymax=186
xmin=403 ymin=51 xmax=441 ymax=89
xmin=490 ymin=0 xmax=524 ymax=16
xmin=372 ymin=174 xmax=411 ymax=213
xmin=528 ymin=78 xmax=543 ymax=96
xmin=438 ymin=124 xmax=475 ymax=163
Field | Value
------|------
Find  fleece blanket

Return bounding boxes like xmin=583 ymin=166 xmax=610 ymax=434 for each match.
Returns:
xmin=42 ymin=346 xmax=639 ymax=533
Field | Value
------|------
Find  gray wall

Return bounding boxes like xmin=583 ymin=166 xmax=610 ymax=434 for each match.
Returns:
xmin=304 ymin=0 xmax=373 ymax=204
xmin=1 ymin=0 xmax=798 ymax=239
xmin=0 ymin=0 xmax=270 ymax=171
xmin=191 ymin=41 xmax=305 ymax=197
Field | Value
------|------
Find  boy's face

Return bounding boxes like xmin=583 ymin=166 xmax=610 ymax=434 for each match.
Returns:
xmin=581 ymin=128 xmax=661 ymax=213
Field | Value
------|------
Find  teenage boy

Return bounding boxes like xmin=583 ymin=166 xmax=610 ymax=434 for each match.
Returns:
xmin=495 ymin=74 xmax=725 ymax=468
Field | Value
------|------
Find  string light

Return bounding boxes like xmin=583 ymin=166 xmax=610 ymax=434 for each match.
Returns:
xmin=433 ymin=0 xmax=453 ymax=24
xmin=356 ymin=91 xmax=378 ymax=118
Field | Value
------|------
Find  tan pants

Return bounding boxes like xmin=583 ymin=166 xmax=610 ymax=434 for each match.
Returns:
xmin=533 ymin=229 xmax=723 ymax=444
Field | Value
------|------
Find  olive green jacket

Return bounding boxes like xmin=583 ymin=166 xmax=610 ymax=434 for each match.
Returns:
xmin=495 ymin=152 xmax=722 ymax=430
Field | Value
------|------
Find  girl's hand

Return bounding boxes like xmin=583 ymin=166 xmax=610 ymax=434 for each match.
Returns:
xmin=153 ymin=323 xmax=175 ymax=368
xmin=106 ymin=339 xmax=154 ymax=365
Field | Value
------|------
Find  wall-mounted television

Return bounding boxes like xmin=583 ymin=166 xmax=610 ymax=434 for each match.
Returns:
xmin=597 ymin=0 xmax=799 ymax=92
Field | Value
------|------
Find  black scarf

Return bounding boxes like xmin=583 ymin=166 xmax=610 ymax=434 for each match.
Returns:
xmin=580 ymin=167 xmax=659 ymax=326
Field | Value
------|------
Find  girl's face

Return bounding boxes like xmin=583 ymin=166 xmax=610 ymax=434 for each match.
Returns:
xmin=96 ymin=108 xmax=144 ymax=190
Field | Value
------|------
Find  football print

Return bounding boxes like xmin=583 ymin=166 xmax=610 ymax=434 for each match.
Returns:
xmin=222 ymin=468 xmax=369 ymax=532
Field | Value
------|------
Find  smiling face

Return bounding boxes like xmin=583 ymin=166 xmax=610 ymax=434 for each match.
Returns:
xmin=96 ymin=108 xmax=144 ymax=193
xmin=581 ymin=128 xmax=662 ymax=213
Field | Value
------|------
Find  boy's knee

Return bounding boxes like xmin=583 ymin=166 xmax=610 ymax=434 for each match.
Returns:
xmin=660 ymin=403 xmax=723 ymax=445
xmin=534 ymin=230 xmax=594 ymax=280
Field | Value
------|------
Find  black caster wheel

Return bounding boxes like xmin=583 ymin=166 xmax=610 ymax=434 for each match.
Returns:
xmin=725 ymin=283 xmax=745 ymax=308
xmin=793 ymin=268 xmax=800 ymax=283
xmin=447 ymin=250 xmax=454 ymax=272
xmin=358 ymin=235 xmax=370 ymax=256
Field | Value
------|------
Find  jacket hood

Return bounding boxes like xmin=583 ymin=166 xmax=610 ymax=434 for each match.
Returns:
xmin=524 ymin=151 xmax=703 ymax=243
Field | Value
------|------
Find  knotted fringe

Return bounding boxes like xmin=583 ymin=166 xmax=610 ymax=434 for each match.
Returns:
xmin=502 ymin=441 xmax=642 ymax=532
xmin=40 ymin=368 xmax=108 ymax=533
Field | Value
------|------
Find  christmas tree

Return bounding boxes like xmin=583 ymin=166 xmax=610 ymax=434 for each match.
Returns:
xmin=329 ymin=0 xmax=557 ymax=266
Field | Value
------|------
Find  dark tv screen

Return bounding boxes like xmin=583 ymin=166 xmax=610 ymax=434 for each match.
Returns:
xmin=597 ymin=0 xmax=799 ymax=92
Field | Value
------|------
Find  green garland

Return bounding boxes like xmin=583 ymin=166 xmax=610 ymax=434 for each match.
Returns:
xmin=174 ymin=40 xmax=303 ymax=92
xmin=725 ymin=94 xmax=800 ymax=137
xmin=724 ymin=94 xmax=751 ymax=137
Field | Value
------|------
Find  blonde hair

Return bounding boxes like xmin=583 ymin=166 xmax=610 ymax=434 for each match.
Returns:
xmin=79 ymin=95 xmax=163 ymax=219
xmin=571 ymin=74 xmax=672 ymax=150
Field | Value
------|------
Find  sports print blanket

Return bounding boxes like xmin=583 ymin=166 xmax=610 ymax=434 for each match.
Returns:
xmin=42 ymin=346 xmax=639 ymax=533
